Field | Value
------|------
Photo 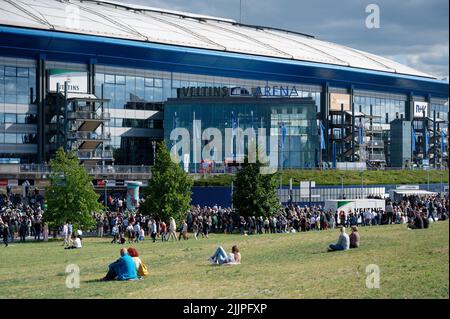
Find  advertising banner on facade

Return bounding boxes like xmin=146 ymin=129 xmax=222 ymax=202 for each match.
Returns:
xmin=414 ymin=101 xmax=429 ymax=118
xmin=330 ymin=93 xmax=351 ymax=111
xmin=8 ymin=179 xmax=19 ymax=186
xmin=49 ymin=69 xmax=88 ymax=93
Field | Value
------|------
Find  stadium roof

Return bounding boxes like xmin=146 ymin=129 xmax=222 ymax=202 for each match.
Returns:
xmin=0 ymin=0 xmax=437 ymax=79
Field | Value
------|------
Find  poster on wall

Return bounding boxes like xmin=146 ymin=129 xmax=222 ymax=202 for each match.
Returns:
xmin=48 ymin=69 xmax=88 ymax=93
xmin=330 ymin=93 xmax=351 ymax=111
xmin=413 ymin=101 xmax=429 ymax=118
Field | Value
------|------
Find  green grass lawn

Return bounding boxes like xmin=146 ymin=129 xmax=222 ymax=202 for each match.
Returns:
xmin=0 ymin=221 xmax=448 ymax=299
xmin=193 ymin=169 xmax=449 ymax=186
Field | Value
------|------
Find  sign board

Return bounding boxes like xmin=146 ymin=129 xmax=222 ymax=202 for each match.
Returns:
xmin=396 ymin=185 xmax=419 ymax=190
xmin=35 ymin=180 xmax=50 ymax=187
xmin=8 ymin=179 xmax=18 ymax=186
xmin=330 ymin=93 xmax=351 ymax=111
xmin=0 ymin=180 xmax=7 ymax=187
xmin=414 ymin=101 xmax=429 ymax=118
xmin=300 ymin=181 xmax=310 ymax=197
xmin=106 ymin=180 xmax=116 ymax=187
xmin=177 ymin=86 xmax=308 ymax=99
xmin=49 ymin=69 xmax=88 ymax=93
xmin=116 ymin=180 xmax=125 ymax=186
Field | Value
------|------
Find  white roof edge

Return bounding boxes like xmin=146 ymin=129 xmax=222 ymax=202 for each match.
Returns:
xmin=90 ymin=0 xmax=237 ymax=23
xmin=0 ymin=0 xmax=440 ymax=80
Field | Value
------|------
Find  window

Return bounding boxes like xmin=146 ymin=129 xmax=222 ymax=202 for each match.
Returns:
xmin=17 ymin=114 xmax=26 ymax=123
xmin=5 ymin=67 xmax=16 ymax=77
xmin=154 ymin=78 xmax=163 ymax=88
xmin=17 ymin=67 xmax=28 ymax=77
xmin=4 ymin=113 xmax=16 ymax=123
xmin=144 ymin=77 xmax=154 ymax=87
xmin=5 ymin=133 xmax=16 ymax=144
xmin=115 ymin=75 xmax=125 ymax=85
xmin=105 ymin=74 xmax=115 ymax=84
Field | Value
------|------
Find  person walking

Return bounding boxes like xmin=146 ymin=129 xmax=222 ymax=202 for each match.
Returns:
xmin=34 ymin=220 xmax=41 ymax=241
xmin=168 ymin=217 xmax=178 ymax=241
xmin=19 ymin=219 xmax=27 ymax=242
xmin=159 ymin=220 xmax=167 ymax=241
xmin=97 ymin=218 xmax=104 ymax=238
xmin=150 ymin=219 xmax=157 ymax=243
xmin=3 ymin=224 xmax=10 ymax=247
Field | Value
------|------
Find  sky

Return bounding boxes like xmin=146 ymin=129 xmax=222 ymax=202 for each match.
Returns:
xmin=119 ymin=0 xmax=449 ymax=80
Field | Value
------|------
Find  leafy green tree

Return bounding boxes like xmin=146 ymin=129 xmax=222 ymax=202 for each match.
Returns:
xmin=141 ymin=142 xmax=193 ymax=222
xmin=232 ymin=149 xmax=281 ymax=218
xmin=44 ymin=148 xmax=102 ymax=231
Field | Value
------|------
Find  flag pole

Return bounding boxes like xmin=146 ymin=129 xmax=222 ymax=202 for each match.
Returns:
xmin=193 ymin=111 xmax=196 ymax=174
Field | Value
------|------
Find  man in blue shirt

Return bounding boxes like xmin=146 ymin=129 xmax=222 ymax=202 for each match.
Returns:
xmin=102 ymin=248 xmax=138 ymax=281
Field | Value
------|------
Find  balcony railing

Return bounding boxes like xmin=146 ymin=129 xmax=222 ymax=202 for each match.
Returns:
xmin=366 ymin=140 xmax=385 ymax=148
xmin=75 ymin=150 xmax=114 ymax=160
xmin=15 ymin=164 xmax=152 ymax=175
xmin=67 ymin=132 xmax=111 ymax=140
xmin=367 ymin=154 xmax=386 ymax=161
xmin=67 ymin=111 xmax=110 ymax=121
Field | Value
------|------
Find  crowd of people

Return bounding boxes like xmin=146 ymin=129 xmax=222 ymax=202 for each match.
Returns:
xmin=0 ymin=192 xmax=47 ymax=246
xmin=1 ymin=190 xmax=448 ymax=247
xmin=1 ymin=189 xmax=448 ymax=283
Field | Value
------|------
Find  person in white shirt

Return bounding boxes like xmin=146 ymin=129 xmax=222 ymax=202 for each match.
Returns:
xmin=62 ymin=222 xmax=69 ymax=246
xmin=65 ymin=234 xmax=82 ymax=249
xmin=209 ymin=245 xmax=241 ymax=265
xmin=134 ymin=223 xmax=141 ymax=243
xmin=168 ymin=217 xmax=178 ymax=241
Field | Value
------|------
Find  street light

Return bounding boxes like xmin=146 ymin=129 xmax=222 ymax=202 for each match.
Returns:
xmin=152 ymin=141 xmax=157 ymax=165
xmin=103 ymin=177 xmax=108 ymax=209
xmin=360 ymin=171 xmax=364 ymax=199
xmin=340 ymin=174 xmax=345 ymax=199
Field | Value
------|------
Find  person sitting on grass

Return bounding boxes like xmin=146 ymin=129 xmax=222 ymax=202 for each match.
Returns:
xmin=208 ymin=245 xmax=241 ymax=265
xmin=64 ymin=234 xmax=82 ymax=249
xmin=328 ymin=226 xmax=350 ymax=251
xmin=349 ymin=226 xmax=360 ymax=249
xmin=102 ymin=248 xmax=138 ymax=281
xmin=408 ymin=212 xmax=424 ymax=230
xmin=127 ymin=247 xmax=149 ymax=278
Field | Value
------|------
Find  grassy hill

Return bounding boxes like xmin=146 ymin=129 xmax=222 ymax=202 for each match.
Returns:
xmin=0 ymin=221 xmax=448 ymax=299
xmin=193 ymin=169 xmax=449 ymax=186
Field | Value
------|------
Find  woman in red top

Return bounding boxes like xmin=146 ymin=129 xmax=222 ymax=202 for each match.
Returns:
xmin=159 ymin=221 xmax=167 ymax=241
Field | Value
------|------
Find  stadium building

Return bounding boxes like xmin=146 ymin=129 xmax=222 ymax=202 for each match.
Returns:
xmin=0 ymin=0 xmax=448 ymax=177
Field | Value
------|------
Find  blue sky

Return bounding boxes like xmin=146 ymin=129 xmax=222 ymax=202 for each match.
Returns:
xmin=121 ymin=0 xmax=449 ymax=79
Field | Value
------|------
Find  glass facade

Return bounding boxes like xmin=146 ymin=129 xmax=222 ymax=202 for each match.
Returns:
xmin=0 ymin=58 xmax=446 ymax=168
xmin=164 ymin=98 xmax=319 ymax=170
xmin=0 ymin=61 xmax=37 ymax=163
xmin=94 ymin=65 xmax=322 ymax=166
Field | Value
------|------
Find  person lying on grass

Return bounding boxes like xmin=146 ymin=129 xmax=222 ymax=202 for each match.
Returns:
xmin=102 ymin=248 xmax=138 ymax=281
xmin=209 ymin=245 xmax=241 ymax=265
xmin=328 ymin=226 xmax=350 ymax=252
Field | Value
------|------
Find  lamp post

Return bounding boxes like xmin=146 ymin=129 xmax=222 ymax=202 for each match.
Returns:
xmin=152 ymin=141 xmax=157 ymax=165
xmin=360 ymin=171 xmax=364 ymax=199
xmin=340 ymin=174 xmax=345 ymax=199
xmin=103 ymin=177 xmax=108 ymax=209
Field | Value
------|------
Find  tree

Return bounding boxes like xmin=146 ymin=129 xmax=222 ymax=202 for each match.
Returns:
xmin=232 ymin=152 xmax=281 ymax=218
xmin=141 ymin=142 xmax=193 ymax=222
xmin=44 ymin=148 xmax=103 ymax=231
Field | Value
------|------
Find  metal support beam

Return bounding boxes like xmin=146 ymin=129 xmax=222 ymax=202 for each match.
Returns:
xmin=320 ymin=82 xmax=329 ymax=162
xmin=351 ymin=86 xmax=355 ymax=162
xmin=36 ymin=55 xmax=46 ymax=163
